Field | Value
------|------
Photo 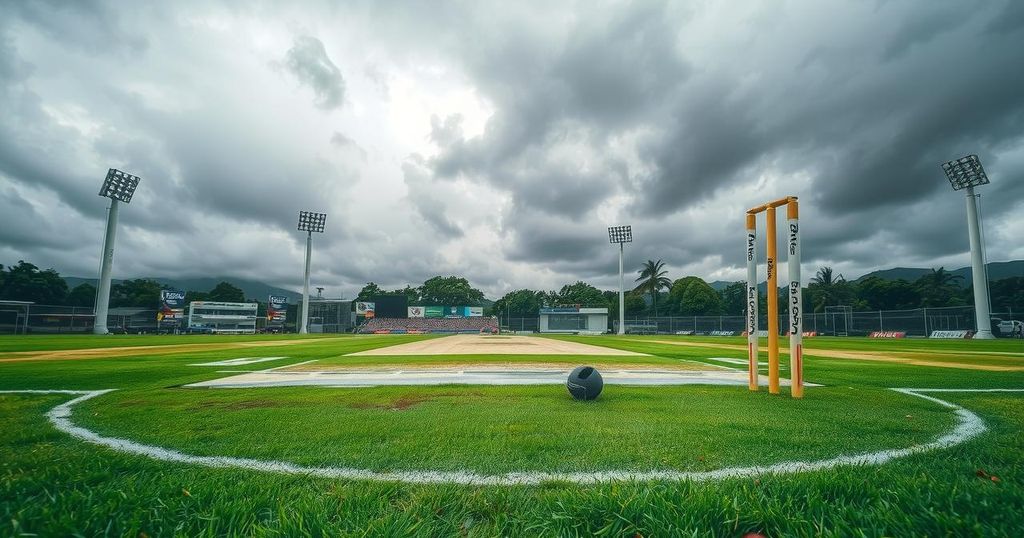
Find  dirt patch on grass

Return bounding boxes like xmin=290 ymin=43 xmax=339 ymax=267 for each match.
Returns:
xmin=349 ymin=395 xmax=431 ymax=411
xmin=188 ymin=399 xmax=286 ymax=411
xmin=347 ymin=390 xmax=488 ymax=411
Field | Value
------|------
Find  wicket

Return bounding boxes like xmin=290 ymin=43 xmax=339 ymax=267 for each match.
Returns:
xmin=746 ymin=196 xmax=803 ymax=398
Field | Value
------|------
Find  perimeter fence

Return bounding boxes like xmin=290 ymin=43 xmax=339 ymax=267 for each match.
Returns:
xmin=504 ymin=305 xmax=1020 ymax=337
xmin=0 ymin=304 xmax=275 ymax=334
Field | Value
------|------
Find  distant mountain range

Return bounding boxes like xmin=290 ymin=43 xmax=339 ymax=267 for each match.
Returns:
xmin=63 ymin=276 xmax=303 ymax=303
xmin=63 ymin=260 xmax=1021 ymax=302
xmin=708 ymin=260 xmax=1023 ymax=291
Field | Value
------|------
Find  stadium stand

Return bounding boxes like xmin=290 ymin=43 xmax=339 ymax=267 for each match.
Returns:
xmin=358 ymin=316 xmax=499 ymax=334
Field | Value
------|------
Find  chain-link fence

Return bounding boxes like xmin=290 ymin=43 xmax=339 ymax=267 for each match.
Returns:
xmin=0 ymin=304 xmax=280 ymax=334
xmin=502 ymin=305 xmax=1019 ymax=337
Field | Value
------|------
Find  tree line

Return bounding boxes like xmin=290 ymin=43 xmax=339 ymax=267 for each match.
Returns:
xmin=4 ymin=259 xmax=1021 ymax=317
xmin=492 ymin=260 xmax=1023 ymax=318
xmin=0 ymin=261 xmax=249 ymax=309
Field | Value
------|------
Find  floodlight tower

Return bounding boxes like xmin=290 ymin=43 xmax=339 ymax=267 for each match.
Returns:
xmin=297 ymin=211 xmax=327 ymax=334
xmin=608 ymin=225 xmax=632 ymax=335
xmin=93 ymin=169 xmax=141 ymax=335
xmin=941 ymin=155 xmax=994 ymax=339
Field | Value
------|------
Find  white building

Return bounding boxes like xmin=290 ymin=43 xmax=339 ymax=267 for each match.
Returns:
xmin=539 ymin=307 xmax=608 ymax=334
xmin=188 ymin=301 xmax=258 ymax=334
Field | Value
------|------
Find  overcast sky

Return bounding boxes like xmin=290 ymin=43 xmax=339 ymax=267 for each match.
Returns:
xmin=1 ymin=0 xmax=1022 ymax=299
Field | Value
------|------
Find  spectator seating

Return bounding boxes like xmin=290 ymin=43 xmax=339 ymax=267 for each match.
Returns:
xmin=358 ymin=316 xmax=499 ymax=334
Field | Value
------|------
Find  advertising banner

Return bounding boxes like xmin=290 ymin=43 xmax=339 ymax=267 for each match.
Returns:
xmin=466 ymin=306 xmax=483 ymax=317
xmin=869 ymin=331 xmax=907 ymax=338
xmin=447 ymin=306 xmax=462 ymax=318
xmin=158 ymin=289 xmax=186 ymax=323
xmin=267 ymin=295 xmax=288 ymax=325
xmin=929 ymin=330 xmax=972 ymax=339
xmin=424 ymin=306 xmax=444 ymax=318
xmin=355 ymin=302 xmax=375 ymax=318
xmin=408 ymin=306 xmax=425 ymax=318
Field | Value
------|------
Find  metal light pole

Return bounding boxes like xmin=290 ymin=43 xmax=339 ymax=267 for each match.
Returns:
xmin=608 ymin=225 xmax=632 ymax=335
xmin=941 ymin=155 xmax=994 ymax=339
xmin=297 ymin=211 xmax=327 ymax=334
xmin=93 ymin=169 xmax=141 ymax=335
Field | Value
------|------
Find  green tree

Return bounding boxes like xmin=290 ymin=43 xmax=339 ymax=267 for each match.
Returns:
xmin=0 ymin=261 xmax=68 ymax=304
xmin=66 ymin=283 xmax=97 ymax=307
xmin=184 ymin=290 xmax=210 ymax=305
xmin=605 ymin=290 xmax=646 ymax=316
xmin=633 ymin=259 xmax=672 ymax=315
xmin=110 ymin=279 xmax=163 ymax=308
xmin=669 ymin=276 xmax=723 ymax=315
xmin=719 ymin=281 xmax=747 ymax=316
xmin=807 ymin=266 xmax=853 ymax=312
xmin=856 ymin=277 xmax=921 ymax=310
xmin=666 ymin=276 xmax=704 ymax=313
xmin=989 ymin=277 xmax=1024 ymax=314
xmin=389 ymin=285 xmax=421 ymax=305
xmin=207 ymin=281 xmax=246 ymax=302
xmin=355 ymin=282 xmax=385 ymax=302
xmin=492 ymin=289 xmax=545 ymax=318
xmin=915 ymin=267 xmax=965 ymax=307
xmin=555 ymin=281 xmax=608 ymax=308
xmin=418 ymin=276 xmax=485 ymax=306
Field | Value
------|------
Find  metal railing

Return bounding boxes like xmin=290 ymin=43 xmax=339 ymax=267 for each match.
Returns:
xmin=503 ymin=305 xmax=1019 ymax=337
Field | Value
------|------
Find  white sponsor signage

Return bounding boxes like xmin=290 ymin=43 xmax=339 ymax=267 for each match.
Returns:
xmin=408 ymin=306 xmax=424 ymax=318
xmin=929 ymin=330 xmax=971 ymax=339
xmin=467 ymin=307 xmax=483 ymax=317
xmin=578 ymin=308 xmax=609 ymax=314
xmin=355 ymin=302 xmax=375 ymax=315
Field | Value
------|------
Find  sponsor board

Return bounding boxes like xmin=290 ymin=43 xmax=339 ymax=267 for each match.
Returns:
xmin=466 ymin=306 xmax=484 ymax=317
xmin=929 ymin=330 xmax=972 ymax=339
xmin=708 ymin=330 xmax=738 ymax=336
xmin=158 ymin=289 xmax=186 ymax=323
xmin=267 ymin=295 xmax=288 ymax=325
xmin=869 ymin=331 xmax=906 ymax=338
xmin=408 ymin=306 xmax=425 ymax=318
xmin=424 ymin=306 xmax=444 ymax=318
xmin=355 ymin=302 xmax=375 ymax=318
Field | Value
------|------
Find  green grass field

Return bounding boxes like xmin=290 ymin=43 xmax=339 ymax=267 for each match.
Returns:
xmin=1 ymin=334 xmax=1022 ymax=536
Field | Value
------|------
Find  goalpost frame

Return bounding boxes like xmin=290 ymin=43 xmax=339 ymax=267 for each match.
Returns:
xmin=746 ymin=196 xmax=803 ymax=399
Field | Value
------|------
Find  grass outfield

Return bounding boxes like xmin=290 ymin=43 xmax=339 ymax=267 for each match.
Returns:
xmin=1 ymin=334 xmax=1022 ymax=536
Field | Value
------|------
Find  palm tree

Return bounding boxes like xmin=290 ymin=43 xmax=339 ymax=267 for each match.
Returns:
xmin=809 ymin=266 xmax=847 ymax=312
xmin=634 ymin=259 xmax=672 ymax=316
xmin=915 ymin=267 xmax=964 ymax=306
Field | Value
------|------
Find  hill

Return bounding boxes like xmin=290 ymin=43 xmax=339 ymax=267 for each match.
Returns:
xmin=709 ymin=260 xmax=1022 ymax=290
xmin=63 ymin=276 xmax=302 ymax=303
xmin=854 ymin=260 xmax=1023 ymax=286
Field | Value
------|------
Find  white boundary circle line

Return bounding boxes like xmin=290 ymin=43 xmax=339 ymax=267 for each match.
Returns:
xmin=2 ymin=388 xmax=1021 ymax=486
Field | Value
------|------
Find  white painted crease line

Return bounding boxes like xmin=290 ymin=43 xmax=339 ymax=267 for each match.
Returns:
xmin=191 ymin=357 xmax=289 ymax=367
xmin=5 ymin=387 xmax=1020 ymax=485
xmin=262 ymin=359 xmax=319 ymax=372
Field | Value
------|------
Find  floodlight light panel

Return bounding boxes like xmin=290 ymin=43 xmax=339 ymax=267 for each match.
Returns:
xmin=297 ymin=211 xmax=327 ymax=233
xmin=608 ymin=225 xmax=632 ymax=244
xmin=941 ymin=154 xmax=989 ymax=191
xmin=98 ymin=168 xmax=142 ymax=203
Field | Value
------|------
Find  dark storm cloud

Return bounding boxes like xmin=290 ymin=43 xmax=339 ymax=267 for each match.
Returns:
xmin=426 ymin=0 xmax=688 ymax=223
xmin=284 ymin=36 xmax=345 ymax=110
xmin=402 ymin=157 xmax=463 ymax=238
xmin=405 ymin=0 xmax=1024 ymax=276
xmin=2 ymin=1 xmax=1023 ymax=299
